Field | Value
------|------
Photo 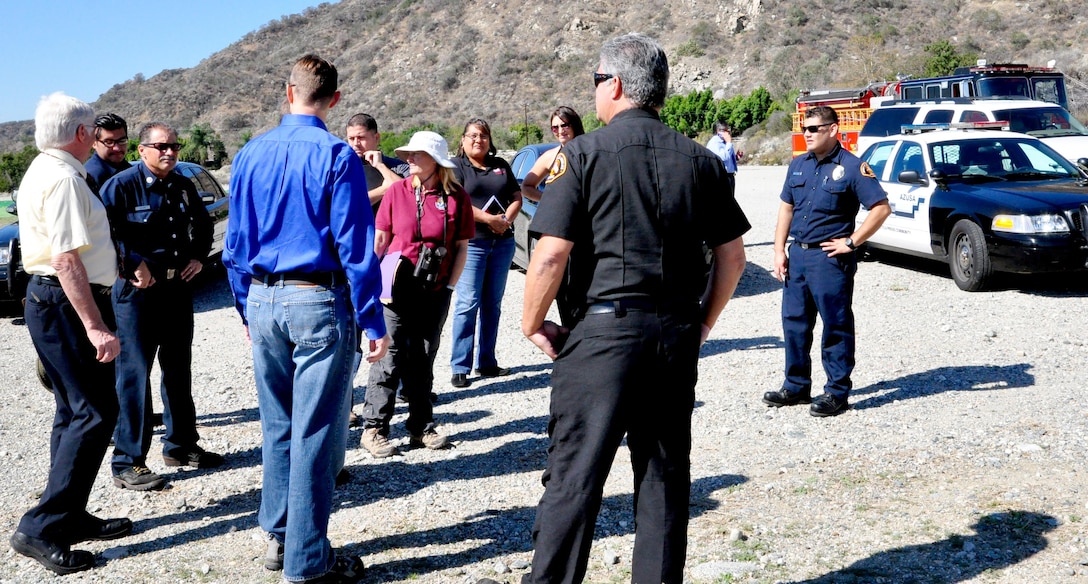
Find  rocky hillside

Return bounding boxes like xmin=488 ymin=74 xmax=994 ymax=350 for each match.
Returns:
xmin=2 ymin=0 xmax=1086 ymax=153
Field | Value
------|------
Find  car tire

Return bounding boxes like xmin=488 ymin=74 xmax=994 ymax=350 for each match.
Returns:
xmin=948 ymin=219 xmax=992 ymax=291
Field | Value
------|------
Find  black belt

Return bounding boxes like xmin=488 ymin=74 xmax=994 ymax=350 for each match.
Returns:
xmin=32 ymin=275 xmax=111 ymax=294
xmin=257 ymin=271 xmax=344 ymax=287
xmin=795 ymin=241 xmax=822 ymax=249
xmin=584 ymin=298 xmax=688 ymax=317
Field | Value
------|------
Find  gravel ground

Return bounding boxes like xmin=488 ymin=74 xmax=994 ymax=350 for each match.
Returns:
xmin=1 ymin=165 xmax=1087 ymax=583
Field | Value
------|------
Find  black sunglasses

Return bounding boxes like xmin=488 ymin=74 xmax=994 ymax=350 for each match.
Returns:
xmin=593 ymin=72 xmax=614 ymax=87
xmin=142 ymin=142 xmax=182 ymax=153
xmin=551 ymin=122 xmax=571 ymax=132
xmin=801 ymin=123 xmax=833 ymax=134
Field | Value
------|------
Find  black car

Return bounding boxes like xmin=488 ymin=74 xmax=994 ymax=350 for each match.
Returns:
xmin=0 ymin=161 xmax=229 ymax=300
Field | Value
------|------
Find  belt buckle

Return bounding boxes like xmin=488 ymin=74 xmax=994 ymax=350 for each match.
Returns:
xmin=166 ymin=268 xmax=176 ymax=279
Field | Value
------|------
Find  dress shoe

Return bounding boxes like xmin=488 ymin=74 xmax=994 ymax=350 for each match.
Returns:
xmin=10 ymin=531 xmax=95 ymax=575
xmin=113 ymin=466 xmax=166 ymax=491
xmin=762 ymin=388 xmax=812 ymax=407
xmin=163 ymin=446 xmax=225 ymax=468
xmin=476 ymin=366 xmax=511 ymax=377
xmin=300 ymin=554 xmax=365 ymax=583
xmin=71 ymin=515 xmax=132 ymax=543
xmin=450 ymin=373 xmax=470 ymax=388
xmin=335 ymin=467 xmax=351 ymax=487
xmin=810 ymin=394 xmax=849 ymax=417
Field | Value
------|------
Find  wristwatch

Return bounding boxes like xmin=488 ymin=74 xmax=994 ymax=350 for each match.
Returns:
xmin=845 ymin=237 xmax=857 ymax=250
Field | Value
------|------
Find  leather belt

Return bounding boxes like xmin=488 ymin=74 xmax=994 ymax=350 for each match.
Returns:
xmin=32 ymin=275 xmax=111 ymax=294
xmin=584 ymin=298 xmax=667 ymax=316
xmin=258 ymin=271 xmax=344 ymax=287
xmin=795 ymin=241 xmax=821 ymax=249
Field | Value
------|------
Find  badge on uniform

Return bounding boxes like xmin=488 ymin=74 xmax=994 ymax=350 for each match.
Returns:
xmin=434 ymin=198 xmax=447 ymax=211
xmin=545 ymin=153 xmax=568 ymax=184
xmin=832 ymin=165 xmax=845 ymax=181
xmin=860 ymin=162 xmax=877 ymax=178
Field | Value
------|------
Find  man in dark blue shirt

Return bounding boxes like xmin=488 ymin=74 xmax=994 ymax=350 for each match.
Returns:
xmin=84 ymin=113 xmax=131 ymax=193
xmin=100 ymin=122 xmax=221 ymax=491
xmin=223 ymin=54 xmax=389 ymax=583
xmin=765 ymin=105 xmax=890 ymax=417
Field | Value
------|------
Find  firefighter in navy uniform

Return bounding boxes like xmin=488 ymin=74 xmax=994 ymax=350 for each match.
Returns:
xmin=520 ymin=34 xmax=749 ymax=584
xmin=100 ymin=122 xmax=223 ymax=491
xmin=764 ymin=105 xmax=891 ymax=417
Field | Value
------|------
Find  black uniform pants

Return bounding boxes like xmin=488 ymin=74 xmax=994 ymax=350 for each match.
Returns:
xmin=528 ymin=308 xmax=700 ymax=584
xmin=20 ymin=278 xmax=119 ymax=544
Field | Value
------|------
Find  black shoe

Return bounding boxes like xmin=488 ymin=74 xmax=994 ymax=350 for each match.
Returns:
xmin=451 ymin=374 xmax=470 ymax=388
xmin=810 ymin=394 xmax=849 ymax=417
xmin=151 ymin=412 xmax=164 ymax=427
xmin=762 ymin=389 xmax=812 ymax=407
xmin=10 ymin=532 xmax=95 ymax=575
xmin=113 ymin=466 xmax=166 ymax=491
xmin=335 ymin=468 xmax=351 ymax=487
xmin=71 ymin=516 xmax=132 ymax=543
xmin=476 ymin=366 xmax=511 ymax=377
xmin=163 ymin=446 xmax=225 ymax=469
xmin=300 ymin=554 xmax=365 ymax=583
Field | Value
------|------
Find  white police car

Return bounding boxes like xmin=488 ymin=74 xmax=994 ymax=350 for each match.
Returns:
xmin=857 ymin=122 xmax=1088 ymax=291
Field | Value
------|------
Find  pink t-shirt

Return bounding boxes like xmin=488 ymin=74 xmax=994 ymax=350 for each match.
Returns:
xmin=375 ymin=177 xmax=475 ymax=285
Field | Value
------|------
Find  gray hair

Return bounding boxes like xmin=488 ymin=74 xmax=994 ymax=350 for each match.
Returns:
xmin=599 ymin=33 xmax=669 ymax=109
xmin=34 ymin=92 xmax=95 ymax=150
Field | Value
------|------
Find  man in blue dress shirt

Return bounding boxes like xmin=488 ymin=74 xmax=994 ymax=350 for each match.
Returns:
xmin=706 ymin=120 xmax=739 ymax=194
xmin=223 ymin=54 xmax=389 ymax=584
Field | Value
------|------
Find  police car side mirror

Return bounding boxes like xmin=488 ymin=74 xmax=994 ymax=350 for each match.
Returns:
xmin=1076 ymin=158 xmax=1088 ymax=174
xmin=897 ymin=170 xmax=928 ymax=186
xmin=4 ymin=203 xmax=15 ymax=216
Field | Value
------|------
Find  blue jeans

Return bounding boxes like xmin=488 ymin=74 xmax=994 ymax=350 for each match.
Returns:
xmin=450 ymin=237 xmax=516 ymax=374
xmin=246 ymin=282 xmax=355 ymax=582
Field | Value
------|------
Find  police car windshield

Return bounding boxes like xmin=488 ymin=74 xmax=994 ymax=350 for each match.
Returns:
xmin=992 ymin=107 xmax=1088 ymax=138
xmin=929 ymin=138 xmax=1079 ymax=181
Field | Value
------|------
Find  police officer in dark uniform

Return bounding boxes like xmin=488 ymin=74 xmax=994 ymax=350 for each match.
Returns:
xmin=100 ymin=122 xmax=223 ymax=491
xmin=764 ymin=105 xmax=890 ymax=417
xmin=521 ymin=34 xmax=749 ymax=584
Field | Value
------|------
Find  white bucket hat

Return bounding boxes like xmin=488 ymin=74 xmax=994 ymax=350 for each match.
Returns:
xmin=394 ymin=131 xmax=455 ymax=168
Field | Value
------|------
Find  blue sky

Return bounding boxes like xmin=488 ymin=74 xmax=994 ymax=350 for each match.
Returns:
xmin=0 ymin=1 xmax=323 ymax=123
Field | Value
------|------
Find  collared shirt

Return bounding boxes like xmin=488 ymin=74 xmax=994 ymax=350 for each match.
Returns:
xmin=17 ymin=149 xmax=118 ymax=286
xmin=706 ymin=134 xmax=738 ymax=173
xmin=84 ymin=153 xmax=131 ymax=195
xmin=100 ymin=163 xmax=213 ymax=279
xmin=452 ymin=154 xmax=520 ymax=240
xmin=780 ymin=142 xmax=887 ymax=244
xmin=223 ymin=114 xmax=386 ymax=340
xmin=364 ymin=154 xmax=410 ymax=214
xmin=530 ymin=107 xmax=750 ymax=307
xmin=375 ymin=177 xmax=475 ymax=286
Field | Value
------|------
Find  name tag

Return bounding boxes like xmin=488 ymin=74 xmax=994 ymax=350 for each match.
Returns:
xmin=134 ymin=205 xmax=151 ymax=212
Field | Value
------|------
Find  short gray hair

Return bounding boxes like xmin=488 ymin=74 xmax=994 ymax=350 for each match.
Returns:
xmin=34 ymin=92 xmax=95 ymax=150
xmin=599 ymin=33 xmax=669 ymax=109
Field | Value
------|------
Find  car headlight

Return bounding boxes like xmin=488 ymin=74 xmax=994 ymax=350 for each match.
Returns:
xmin=992 ymin=213 xmax=1070 ymax=234
xmin=0 ymin=245 xmax=9 ymax=266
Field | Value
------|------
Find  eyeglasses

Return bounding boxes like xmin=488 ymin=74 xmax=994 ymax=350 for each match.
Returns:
xmin=551 ymin=123 xmax=570 ymax=133
xmin=97 ymin=137 xmax=128 ymax=148
xmin=464 ymin=133 xmax=489 ymax=141
xmin=593 ymin=72 xmax=614 ymax=87
xmin=801 ymin=123 xmax=833 ymax=134
xmin=141 ymin=142 xmax=182 ymax=153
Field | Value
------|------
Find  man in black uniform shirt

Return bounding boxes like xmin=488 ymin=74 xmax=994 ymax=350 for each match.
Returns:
xmin=345 ymin=113 xmax=410 ymax=214
xmin=100 ymin=122 xmax=224 ymax=491
xmin=84 ymin=113 xmax=131 ymax=193
xmin=521 ymin=33 xmax=749 ymax=584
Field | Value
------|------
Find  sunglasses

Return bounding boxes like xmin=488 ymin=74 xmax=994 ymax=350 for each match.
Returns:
xmin=801 ymin=123 xmax=833 ymax=134
xmin=142 ymin=142 xmax=182 ymax=153
xmin=551 ymin=122 xmax=571 ymax=132
xmin=593 ymin=72 xmax=614 ymax=87
xmin=98 ymin=137 xmax=128 ymax=148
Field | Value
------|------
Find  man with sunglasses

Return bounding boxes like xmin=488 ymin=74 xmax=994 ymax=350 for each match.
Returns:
xmin=765 ymin=105 xmax=890 ymax=417
xmin=84 ymin=113 xmax=131 ymax=193
xmin=100 ymin=122 xmax=222 ymax=491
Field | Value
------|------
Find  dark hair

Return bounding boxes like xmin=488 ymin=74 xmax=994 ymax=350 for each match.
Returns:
xmin=713 ymin=121 xmax=731 ymax=134
xmin=456 ymin=118 xmax=497 ymax=157
xmin=346 ymin=113 xmax=378 ymax=133
xmin=289 ymin=54 xmax=338 ymax=105
xmin=138 ymin=122 xmax=176 ymax=144
xmin=551 ymin=106 xmax=585 ymax=137
xmin=805 ymin=106 xmax=838 ymax=125
xmin=94 ymin=113 xmax=127 ymax=139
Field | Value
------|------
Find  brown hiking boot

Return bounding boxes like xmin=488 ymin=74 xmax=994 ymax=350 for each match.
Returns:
xmin=360 ymin=428 xmax=398 ymax=458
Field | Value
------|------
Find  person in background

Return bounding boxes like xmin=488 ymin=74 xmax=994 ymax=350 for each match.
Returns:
xmin=224 ymin=54 xmax=388 ymax=583
xmin=520 ymin=34 xmax=749 ymax=584
xmin=448 ymin=118 xmax=523 ymax=389
xmin=520 ymin=106 xmax=585 ymax=203
xmin=345 ymin=113 xmax=410 ymax=214
xmin=84 ymin=113 xmax=131 ymax=193
xmin=359 ymin=131 xmax=474 ymax=458
xmin=100 ymin=122 xmax=223 ymax=491
xmin=706 ymin=120 xmax=739 ymax=194
xmin=11 ymin=92 xmax=132 ymax=576
xmin=764 ymin=105 xmax=890 ymax=417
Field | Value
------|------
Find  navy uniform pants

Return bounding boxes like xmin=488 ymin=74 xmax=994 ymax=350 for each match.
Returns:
xmin=528 ymin=307 xmax=700 ymax=584
xmin=20 ymin=277 xmax=119 ymax=544
xmin=111 ymin=276 xmax=198 ymax=473
xmin=781 ymin=243 xmax=857 ymax=399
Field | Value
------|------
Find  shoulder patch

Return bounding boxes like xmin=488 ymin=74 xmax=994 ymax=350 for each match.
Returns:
xmin=860 ymin=162 xmax=876 ymax=179
xmin=544 ymin=152 xmax=568 ymax=184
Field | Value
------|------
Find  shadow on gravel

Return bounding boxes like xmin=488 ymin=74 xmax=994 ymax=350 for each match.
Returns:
xmin=437 ymin=367 xmax=554 ymax=403
xmin=734 ymin=261 xmax=781 ymax=298
xmin=788 ymin=510 xmax=1055 ymax=584
xmin=850 ymin=363 xmax=1034 ymax=411
xmin=865 ymin=249 xmax=1088 ymax=296
xmin=349 ymin=473 xmax=747 ymax=581
xmin=700 ymin=335 xmax=781 ymax=357
xmin=191 ymin=271 xmax=235 ymax=314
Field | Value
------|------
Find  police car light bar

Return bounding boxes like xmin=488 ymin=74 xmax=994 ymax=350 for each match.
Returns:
xmin=901 ymin=121 xmax=1011 ymax=134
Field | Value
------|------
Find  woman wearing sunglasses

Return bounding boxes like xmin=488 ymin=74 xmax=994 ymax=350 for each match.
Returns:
xmin=521 ymin=106 xmax=586 ymax=202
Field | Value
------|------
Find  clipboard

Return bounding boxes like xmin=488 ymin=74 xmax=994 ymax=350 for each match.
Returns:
xmin=483 ymin=195 xmax=506 ymax=215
